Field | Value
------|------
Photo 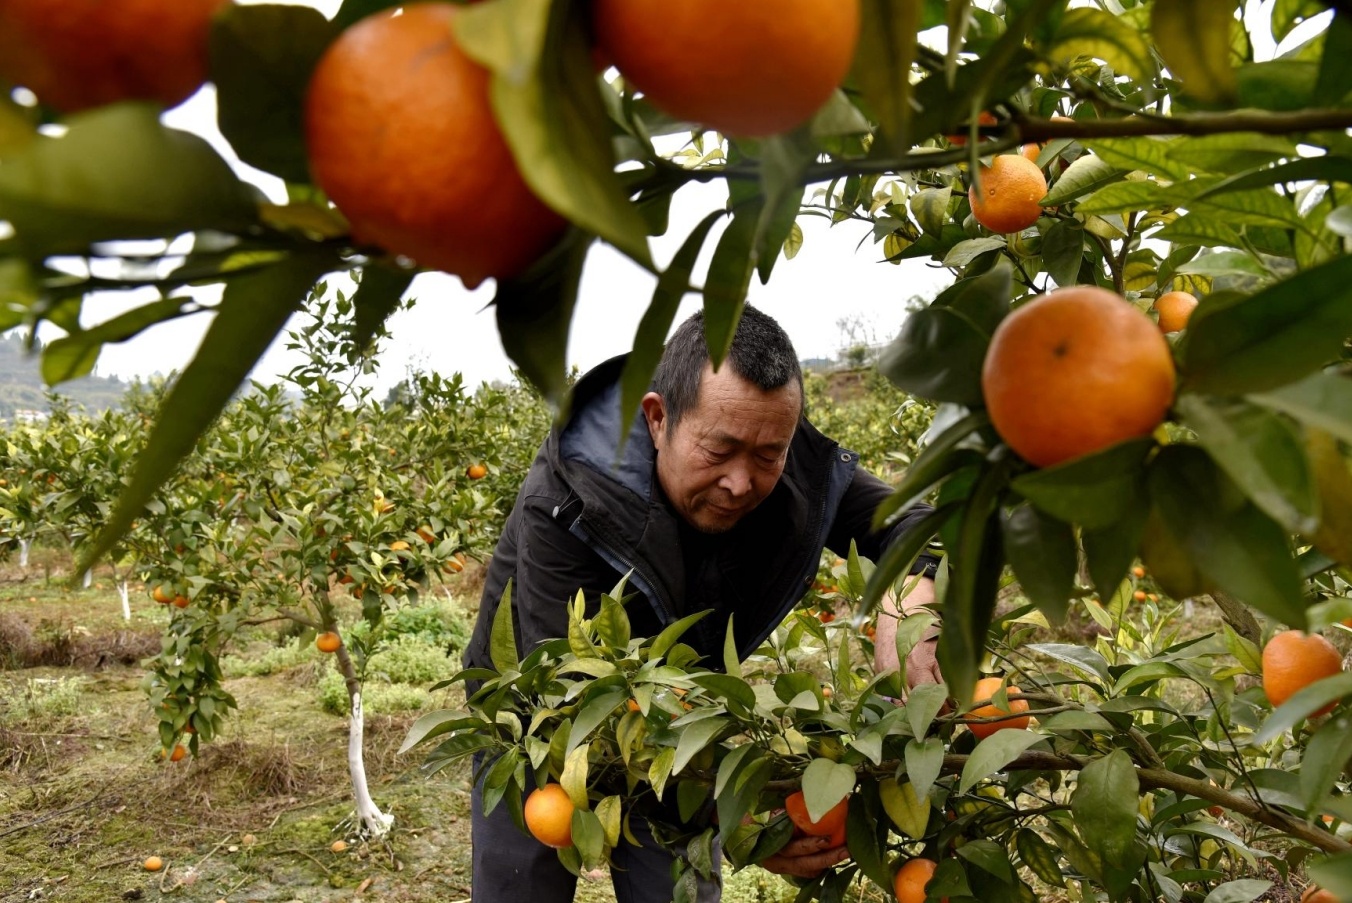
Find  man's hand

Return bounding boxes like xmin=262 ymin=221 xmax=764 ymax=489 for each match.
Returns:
xmin=873 ymin=575 xmax=943 ymax=689
xmin=760 ymin=835 xmax=850 ymax=878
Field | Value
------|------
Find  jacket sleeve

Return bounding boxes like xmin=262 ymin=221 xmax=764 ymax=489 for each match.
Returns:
xmin=825 ymin=466 xmax=942 ymax=576
xmin=509 ymin=494 xmax=628 ymax=657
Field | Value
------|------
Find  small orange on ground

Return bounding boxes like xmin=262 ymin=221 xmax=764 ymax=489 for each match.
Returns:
xmin=592 ymin=0 xmax=860 ymax=137
xmin=1155 ymin=290 xmax=1200 ymax=333
xmin=1133 ymin=590 xmax=1147 ymax=602
xmin=1132 ymin=565 xmax=1147 ymax=578
xmin=785 ymin=790 xmax=849 ymax=837
xmin=894 ymin=857 xmax=946 ymax=903
xmin=169 ymin=744 xmax=187 ymax=762
xmin=316 ymin=631 xmax=342 ymax=654
xmin=524 ymin=783 xmax=575 ymax=849
xmin=172 ymin=595 xmax=190 ymax=609
xmin=969 ymin=154 xmax=1048 ymax=234
xmin=152 ymin=585 xmax=174 ymax=605
xmin=821 ymin=685 xmax=833 ymax=699
xmin=1262 ymin=630 xmax=1344 ymax=715
xmin=305 ymin=3 xmax=566 ymax=288
xmin=818 ymin=610 xmax=835 ymax=624
xmin=0 ymin=0 xmax=228 ymax=113
xmin=1301 ymin=887 xmax=1340 ymax=903
xmin=965 ymin=676 xmax=1031 ymax=740
xmin=466 ymin=463 xmax=489 ymax=480
xmin=143 ymin=855 xmax=164 ymax=872
xmin=389 ymin=540 xmax=411 ymax=552
xmin=331 ymin=839 xmax=348 ymax=853
xmin=981 ymin=286 xmax=1177 ymax=468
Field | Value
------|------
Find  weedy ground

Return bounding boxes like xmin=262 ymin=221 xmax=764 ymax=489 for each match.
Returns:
xmin=0 ymin=551 xmax=800 ymax=903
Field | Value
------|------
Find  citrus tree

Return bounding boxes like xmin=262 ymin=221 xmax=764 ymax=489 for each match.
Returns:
xmin=4 ymin=0 xmax=1352 ymax=895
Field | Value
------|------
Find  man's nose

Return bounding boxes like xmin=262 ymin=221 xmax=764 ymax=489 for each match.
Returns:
xmin=720 ymin=463 xmax=753 ymax=497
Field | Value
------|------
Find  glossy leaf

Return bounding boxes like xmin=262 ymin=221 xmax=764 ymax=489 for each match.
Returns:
xmin=802 ymin=757 xmax=856 ymax=824
xmin=1041 ymin=219 xmax=1086 ymax=287
xmin=1010 ymin=438 xmax=1153 ymax=530
xmin=1082 ymin=503 xmax=1149 ymax=603
xmin=1072 ymin=750 xmax=1142 ymax=878
xmin=703 ymin=205 xmax=758 ymax=369
xmin=1151 ymin=0 xmax=1240 ymax=104
xmin=1040 ymin=155 xmax=1125 ymax=206
xmin=1016 ymin=828 xmax=1066 ymax=887
xmin=1002 ymin=502 xmax=1077 ymax=624
xmin=491 ymin=580 xmax=518 ymax=674
xmin=959 ymin=729 xmax=1044 ymax=792
xmin=905 ymin=736 xmax=945 ymax=800
xmin=1301 ymin=712 xmax=1352 ymax=812
xmin=672 ymin=717 xmax=727 ymax=776
xmin=1084 ymin=137 xmax=1191 ymax=181
xmin=1051 ymin=8 xmax=1155 ymax=83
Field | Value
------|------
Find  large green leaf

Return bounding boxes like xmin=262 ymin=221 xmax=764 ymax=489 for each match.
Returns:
xmin=1075 ymin=181 xmax=1163 ymax=216
xmin=0 ymin=104 xmax=258 ymax=257
xmin=1166 ymin=134 xmax=1299 ymax=175
xmin=854 ymin=0 xmax=922 ymax=153
xmin=1041 ymin=155 xmax=1126 ymax=206
xmin=801 ymin=758 xmax=856 ymax=824
xmin=41 ymin=296 xmax=194 ymax=386
xmin=1152 ymin=0 xmax=1239 ymax=104
xmin=1180 ymin=255 xmax=1352 ymax=395
xmin=1148 ymin=445 xmax=1306 ymax=627
xmin=1251 ymin=371 xmax=1352 ymax=446
xmin=871 ymin=410 xmax=988 ymax=530
xmin=80 ymin=250 xmax=335 ymax=571
xmin=1301 ymin=712 xmax=1352 ymax=813
xmin=879 ymin=263 xmax=1011 ymax=405
xmin=1002 ymin=502 xmax=1077 ymax=623
xmin=1010 ymin=438 xmax=1153 ymax=530
xmin=1176 ymin=396 xmax=1318 ymax=534
xmin=959 ymin=730 xmax=1045 ymax=792
xmin=1041 ymin=219 xmax=1086 ymax=287
xmin=703 ymin=202 xmax=758 ymax=369
xmin=348 ymin=264 xmax=413 ymax=355
xmin=1072 ymin=750 xmax=1143 ymax=898
xmin=1083 ymin=137 xmax=1191 ymax=181
xmin=753 ymin=135 xmax=813 ymax=285
xmin=456 ymin=0 xmax=651 ymax=266
xmin=210 ymin=3 xmax=335 ymax=184
xmin=1082 ymin=503 xmax=1149 ymax=603
xmin=494 ymin=230 xmax=592 ymax=411
xmin=1192 ymin=156 xmax=1352 ymax=201
xmin=1051 ymin=7 xmax=1155 ymax=83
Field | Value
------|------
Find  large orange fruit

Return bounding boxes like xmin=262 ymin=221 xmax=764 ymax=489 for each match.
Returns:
xmin=1154 ymin=290 xmax=1199 ymax=333
xmin=305 ymin=3 xmax=567 ymax=288
xmin=0 ymin=0 xmax=228 ymax=113
xmin=591 ymin=0 xmax=860 ymax=137
xmin=894 ymin=857 xmax=946 ymax=903
xmin=524 ymin=783 xmax=575 ymax=849
xmin=964 ymin=676 xmax=1031 ymax=740
xmin=1263 ymin=630 xmax=1343 ymax=716
xmin=981 ymin=286 xmax=1177 ymax=468
xmin=785 ymin=790 xmax=849 ymax=837
xmin=969 ymin=154 xmax=1048 ymax=234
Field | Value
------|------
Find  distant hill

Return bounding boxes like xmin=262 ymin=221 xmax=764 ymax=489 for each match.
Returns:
xmin=0 ymin=332 xmax=131 ymax=419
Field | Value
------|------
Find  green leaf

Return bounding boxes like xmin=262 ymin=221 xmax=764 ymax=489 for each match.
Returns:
xmin=1155 ymin=213 xmax=1244 ymax=248
xmin=1083 ymin=137 xmax=1191 ymax=181
xmin=1174 ymin=250 xmax=1271 ymax=280
xmin=1272 ymin=0 xmax=1328 ymax=40
xmin=1309 ymin=854 xmax=1352 ymax=901
xmin=673 ymin=717 xmax=727 ymax=776
xmin=1040 ymin=155 xmax=1126 ymax=207
xmin=1167 ymin=134 xmax=1300 ymax=174
xmin=1152 ymin=0 xmax=1240 ymax=104
xmin=457 ymin=0 xmax=651 ymax=266
xmin=1177 ymin=396 xmax=1318 ymax=534
xmin=565 ymin=685 xmax=629 ymax=757
xmin=722 ymin=616 xmax=742 ymax=681
xmin=1072 ymin=750 xmax=1142 ymax=874
xmin=349 ymin=264 xmax=413 ymax=355
xmin=1223 ymin=622 xmax=1263 ymax=674
xmin=1301 ymin=712 xmax=1352 ymax=812
xmin=801 ymin=758 xmax=856 ymax=823
xmin=702 ymin=205 xmax=757 ymax=369
xmin=1016 ymin=829 xmax=1066 ymax=887
xmin=943 ymin=237 xmax=1007 ymax=268
xmin=1002 ymin=502 xmax=1077 ymax=624
xmin=1041 ymin=219 xmax=1086 ymax=287
xmin=1025 ymin=642 xmax=1112 ymax=684
xmin=960 ymin=730 xmax=1045 ymax=792
xmin=906 ymin=683 xmax=950 ymax=741
xmin=1075 ymin=180 xmax=1162 ymax=216
xmin=1191 ymin=187 xmax=1303 ymax=230
xmin=42 ymin=296 xmax=193 ymax=386
xmin=1250 ymin=371 xmax=1352 ymax=446
xmin=1253 ymin=672 xmax=1352 ymax=743
xmin=754 ymin=134 xmax=813 ymax=285
xmin=692 ymin=674 xmax=756 ymax=711
xmin=905 ymin=736 xmax=945 ymax=800
xmin=1181 ymin=255 xmax=1352 ymax=395
xmin=1316 ymin=11 xmax=1352 ymax=103
xmin=1050 ymin=7 xmax=1155 ymax=83
xmin=879 ymin=778 xmax=930 ymax=840
xmin=1011 ymin=438 xmax=1153 ymax=530
xmin=1194 ymin=157 xmax=1352 ymax=201
xmin=649 ymin=746 xmax=676 ymax=801
xmin=81 ymin=251 xmax=333 ymax=571
xmin=1149 ymin=445 xmax=1306 ymax=627
xmin=1203 ymin=880 xmax=1275 ymax=903
xmin=911 ymin=187 xmax=953 ymax=237
xmin=649 ymin=611 xmax=712 ymax=661
xmin=854 ymin=0 xmax=922 ymax=153
xmin=1082 ymin=503 xmax=1149 ymax=603
xmin=210 ymin=3 xmax=335 ymax=184
xmin=494 ymin=229 xmax=591 ymax=410
xmin=0 ymin=105 xmax=258 ymax=257
xmin=957 ymin=838 xmax=1015 ymax=882
xmin=490 ymin=580 xmax=519 ymax=674
xmin=862 ymin=503 xmax=958 ymax=615
xmin=878 ymin=262 xmax=1011 ymax=405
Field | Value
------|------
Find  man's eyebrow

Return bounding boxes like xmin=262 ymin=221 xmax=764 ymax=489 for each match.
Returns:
xmin=707 ymin=431 xmax=790 ymax=452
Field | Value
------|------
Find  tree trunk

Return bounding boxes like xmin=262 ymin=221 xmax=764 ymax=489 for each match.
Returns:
xmin=18 ymin=538 xmax=29 ymax=568
xmin=118 ymin=580 xmax=131 ymax=622
xmin=334 ymin=644 xmax=393 ymax=837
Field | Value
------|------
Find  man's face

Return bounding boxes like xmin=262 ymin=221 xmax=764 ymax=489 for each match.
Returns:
xmin=642 ymin=365 xmax=801 ymax=534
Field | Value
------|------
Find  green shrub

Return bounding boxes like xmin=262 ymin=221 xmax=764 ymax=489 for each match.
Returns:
xmin=318 ymin=671 xmax=433 ymax=715
xmin=347 ymin=596 xmax=473 ymax=652
xmin=221 ymin=639 xmax=313 ymax=678
xmin=1 ymin=676 xmax=85 ymax=723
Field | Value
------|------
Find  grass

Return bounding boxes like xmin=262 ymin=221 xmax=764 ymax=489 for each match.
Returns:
xmin=0 ymin=556 xmax=801 ymax=903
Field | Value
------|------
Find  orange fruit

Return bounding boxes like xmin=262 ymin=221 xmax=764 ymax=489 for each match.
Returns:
xmin=626 ymin=698 xmax=641 ymax=713
xmin=416 ymin=525 xmax=437 ymax=544
xmin=152 ymin=585 xmax=174 ymax=605
xmin=1262 ymin=630 xmax=1343 ymax=715
xmin=143 ymin=855 xmax=164 ymax=872
xmin=1133 ymin=590 xmax=1147 ymax=602
xmin=169 ymin=744 xmax=187 ymax=762
xmin=1302 ymin=888 xmax=1340 ymax=903
xmin=524 ymin=783 xmax=575 ymax=849
xmin=172 ymin=595 xmax=190 ymax=609
xmin=1154 ymin=290 xmax=1199 ymax=333
xmin=466 ymin=463 xmax=489 ymax=480
xmin=827 ymin=819 xmax=847 ymax=851
xmin=981 ymin=286 xmax=1177 ymax=468
xmin=305 ymin=3 xmax=566 ymax=288
xmin=591 ymin=0 xmax=860 ymax=137
xmin=445 ymin=553 xmax=467 ymax=574
xmin=965 ymin=676 xmax=1030 ymax=740
xmin=389 ymin=540 xmax=411 ymax=552
xmin=330 ymin=839 xmax=348 ymax=853
xmin=894 ymin=857 xmax=946 ymax=903
xmin=316 ymin=631 xmax=342 ymax=654
xmin=784 ymin=790 xmax=849 ymax=837
xmin=948 ymin=110 xmax=999 ymax=146
xmin=818 ymin=610 xmax=835 ymax=624
xmin=969 ymin=154 xmax=1047 ymax=234
xmin=0 ymin=0 xmax=228 ymax=113
xmin=1132 ymin=566 xmax=1147 ymax=578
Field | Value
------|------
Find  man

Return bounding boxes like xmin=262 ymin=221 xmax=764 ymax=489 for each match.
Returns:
xmin=463 ymin=307 xmax=941 ymax=903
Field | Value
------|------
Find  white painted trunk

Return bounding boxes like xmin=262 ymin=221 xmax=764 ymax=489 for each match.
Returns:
xmin=118 ymin=581 xmax=131 ymax=622
xmin=82 ymin=569 xmax=92 ymax=589
xmin=348 ymin=689 xmax=393 ymax=837
xmin=18 ymin=538 xmax=30 ymax=568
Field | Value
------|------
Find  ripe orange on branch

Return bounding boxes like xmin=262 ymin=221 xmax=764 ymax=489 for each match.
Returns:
xmin=305 ymin=3 xmax=567 ymax=288
xmin=0 ymin=0 xmax=228 ymax=113
xmin=981 ymin=286 xmax=1177 ymax=468
xmin=591 ymin=0 xmax=860 ymax=137
xmin=524 ymin=783 xmax=575 ymax=849
xmin=964 ymin=676 xmax=1031 ymax=740
xmin=1262 ymin=630 xmax=1343 ymax=716
xmin=894 ymin=857 xmax=946 ymax=903
xmin=1154 ymin=290 xmax=1199 ymax=333
xmin=785 ymin=790 xmax=849 ymax=837
xmin=316 ymin=631 xmax=342 ymax=654
xmin=969 ymin=154 xmax=1047 ymax=234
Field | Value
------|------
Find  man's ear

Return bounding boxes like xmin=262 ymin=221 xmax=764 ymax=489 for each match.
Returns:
xmin=640 ymin=392 xmax=666 ymax=445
